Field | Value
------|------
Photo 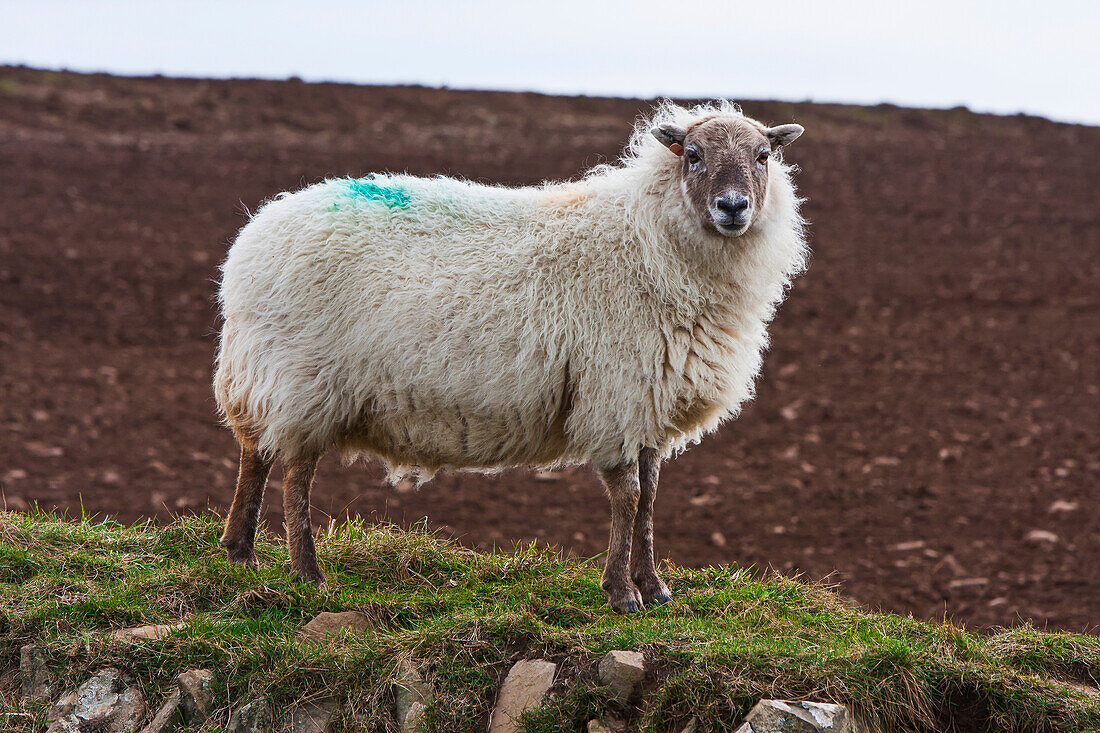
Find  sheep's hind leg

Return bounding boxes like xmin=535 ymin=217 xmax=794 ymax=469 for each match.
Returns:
xmin=220 ymin=444 xmax=273 ymax=567
xmin=598 ymin=461 xmax=645 ymax=613
xmin=631 ymin=447 xmax=672 ymax=606
xmin=282 ymin=451 xmax=324 ymax=585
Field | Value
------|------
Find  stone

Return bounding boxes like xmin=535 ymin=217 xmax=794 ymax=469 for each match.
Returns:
xmin=401 ymin=701 xmax=427 ymax=732
xmin=227 ymin=699 xmax=273 ymax=733
xmin=488 ymin=659 xmax=557 ymax=733
xmin=47 ymin=667 xmax=146 ymax=733
xmin=597 ymin=650 xmax=646 ymax=702
xmin=21 ymin=644 xmax=52 ymax=702
xmin=286 ymin=699 xmax=339 ymax=733
xmin=175 ymin=669 xmax=215 ymax=724
xmin=298 ymin=611 xmax=372 ymax=643
xmin=681 ymin=718 xmax=700 ymax=733
xmin=1025 ymin=529 xmax=1059 ymax=545
xmin=587 ymin=720 xmax=613 ymax=733
xmin=393 ymin=661 xmax=432 ymax=732
xmin=138 ymin=689 xmax=181 ymax=733
xmin=110 ymin=623 xmax=186 ymax=643
xmin=740 ymin=699 xmax=860 ymax=732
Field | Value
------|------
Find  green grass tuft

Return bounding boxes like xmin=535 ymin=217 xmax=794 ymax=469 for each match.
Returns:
xmin=1 ymin=511 xmax=1097 ymax=731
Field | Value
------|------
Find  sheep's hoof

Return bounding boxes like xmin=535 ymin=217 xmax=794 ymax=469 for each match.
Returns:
xmin=221 ymin=539 xmax=258 ymax=568
xmin=633 ymin=575 xmax=672 ymax=606
xmin=293 ymin=565 xmax=326 ymax=587
xmin=603 ymin=580 xmax=645 ymax=614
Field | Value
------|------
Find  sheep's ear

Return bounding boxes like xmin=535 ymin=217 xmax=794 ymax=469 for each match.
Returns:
xmin=766 ymin=124 xmax=804 ymax=148
xmin=652 ymin=123 xmax=687 ymax=155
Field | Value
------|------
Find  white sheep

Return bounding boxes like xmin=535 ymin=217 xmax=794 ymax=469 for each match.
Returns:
xmin=214 ymin=101 xmax=807 ymax=612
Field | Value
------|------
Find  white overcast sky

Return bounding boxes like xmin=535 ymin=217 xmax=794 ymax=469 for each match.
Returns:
xmin=3 ymin=0 xmax=1098 ymax=124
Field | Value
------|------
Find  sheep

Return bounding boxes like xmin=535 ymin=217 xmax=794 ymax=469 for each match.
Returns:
xmin=214 ymin=101 xmax=807 ymax=613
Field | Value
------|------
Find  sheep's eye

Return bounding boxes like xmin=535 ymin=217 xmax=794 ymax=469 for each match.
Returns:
xmin=685 ymin=147 xmax=702 ymax=167
xmin=757 ymin=150 xmax=770 ymax=165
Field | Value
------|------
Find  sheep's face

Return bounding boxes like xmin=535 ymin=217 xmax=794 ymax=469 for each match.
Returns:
xmin=653 ymin=116 xmax=803 ymax=237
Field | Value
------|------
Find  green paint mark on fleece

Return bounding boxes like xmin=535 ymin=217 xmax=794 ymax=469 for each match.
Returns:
xmin=341 ymin=178 xmax=412 ymax=208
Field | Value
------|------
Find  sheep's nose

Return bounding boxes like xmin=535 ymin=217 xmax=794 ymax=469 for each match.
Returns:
xmin=715 ymin=194 xmax=750 ymax=220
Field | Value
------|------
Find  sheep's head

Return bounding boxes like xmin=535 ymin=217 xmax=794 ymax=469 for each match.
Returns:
xmin=653 ymin=114 xmax=803 ymax=237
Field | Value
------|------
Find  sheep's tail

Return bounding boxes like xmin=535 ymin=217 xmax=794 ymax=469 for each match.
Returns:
xmin=213 ymin=318 xmax=260 ymax=447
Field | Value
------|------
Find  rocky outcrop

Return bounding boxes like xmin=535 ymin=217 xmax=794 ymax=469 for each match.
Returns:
xmin=488 ymin=659 xmax=557 ymax=733
xmin=286 ymin=698 xmax=339 ymax=733
xmin=735 ymin=700 xmax=862 ymax=732
xmin=47 ymin=668 xmax=146 ymax=733
xmin=226 ymin=699 xmax=273 ymax=733
xmin=393 ymin=661 xmax=432 ymax=732
xmin=20 ymin=644 xmax=52 ymax=702
xmin=29 ymin=645 xmax=865 ymax=733
xmin=298 ymin=611 xmax=372 ymax=644
xmin=597 ymin=650 xmax=646 ymax=703
xmin=175 ymin=669 xmax=215 ymax=724
xmin=138 ymin=690 xmax=181 ymax=733
xmin=132 ymin=668 xmax=214 ymax=733
xmin=110 ymin=624 xmax=186 ymax=643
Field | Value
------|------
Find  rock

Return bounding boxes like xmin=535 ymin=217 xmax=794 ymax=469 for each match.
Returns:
xmin=47 ymin=667 xmax=146 ymax=733
xmin=401 ymin=701 xmax=426 ymax=732
xmin=175 ymin=669 xmax=215 ymax=724
xmin=286 ymin=699 xmax=339 ymax=733
xmin=227 ymin=699 xmax=273 ymax=733
xmin=597 ymin=650 xmax=646 ymax=703
xmin=947 ymin=577 xmax=988 ymax=590
xmin=21 ymin=644 xmax=52 ymax=702
xmin=488 ymin=659 xmax=557 ymax=733
xmin=681 ymin=718 xmax=700 ymax=733
xmin=587 ymin=720 xmax=612 ymax=733
xmin=298 ymin=611 xmax=372 ymax=643
xmin=138 ymin=689 xmax=181 ymax=733
xmin=393 ymin=661 xmax=432 ymax=732
xmin=1025 ymin=529 xmax=1059 ymax=545
xmin=739 ymin=699 xmax=860 ymax=732
xmin=110 ymin=623 xmax=186 ymax=643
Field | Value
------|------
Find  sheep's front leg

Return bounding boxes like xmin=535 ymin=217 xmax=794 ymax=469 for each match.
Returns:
xmin=598 ymin=461 xmax=645 ymax=613
xmin=282 ymin=452 xmax=324 ymax=585
xmin=220 ymin=443 xmax=273 ymax=566
xmin=631 ymin=447 xmax=672 ymax=605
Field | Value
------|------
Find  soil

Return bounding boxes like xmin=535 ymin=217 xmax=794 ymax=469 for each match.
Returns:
xmin=1 ymin=67 xmax=1096 ymax=631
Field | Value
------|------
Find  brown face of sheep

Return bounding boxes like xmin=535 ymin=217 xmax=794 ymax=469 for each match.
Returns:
xmin=653 ymin=117 xmax=804 ymax=237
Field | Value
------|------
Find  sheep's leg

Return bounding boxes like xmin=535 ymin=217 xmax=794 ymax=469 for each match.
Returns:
xmin=282 ymin=452 xmax=324 ymax=585
xmin=220 ymin=443 xmax=273 ymax=567
xmin=631 ymin=447 xmax=672 ymax=605
xmin=599 ymin=461 xmax=645 ymax=613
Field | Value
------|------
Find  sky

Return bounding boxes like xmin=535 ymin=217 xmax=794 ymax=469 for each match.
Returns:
xmin=3 ymin=0 xmax=1098 ymax=125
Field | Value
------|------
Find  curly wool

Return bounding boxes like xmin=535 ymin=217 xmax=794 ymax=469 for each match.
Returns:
xmin=214 ymin=101 xmax=807 ymax=482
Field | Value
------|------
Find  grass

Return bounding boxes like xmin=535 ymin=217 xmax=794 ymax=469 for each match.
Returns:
xmin=0 ymin=510 xmax=1097 ymax=732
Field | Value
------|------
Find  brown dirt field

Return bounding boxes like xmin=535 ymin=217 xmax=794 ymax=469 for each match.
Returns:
xmin=0 ymin=67 xmax=1096 ymax=631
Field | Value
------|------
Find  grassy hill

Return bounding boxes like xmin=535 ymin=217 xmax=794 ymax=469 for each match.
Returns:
xmin=1 ymin=510 xmax=1097 ymax=731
